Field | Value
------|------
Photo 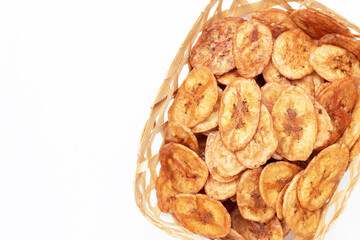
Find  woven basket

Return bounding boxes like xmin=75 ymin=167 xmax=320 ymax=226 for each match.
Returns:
xmin=134 ymin=0 xmax=360 ymax=239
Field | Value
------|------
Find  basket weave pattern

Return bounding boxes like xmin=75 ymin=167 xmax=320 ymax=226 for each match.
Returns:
xmin=135 ymin=0 xmax=360 ymax=239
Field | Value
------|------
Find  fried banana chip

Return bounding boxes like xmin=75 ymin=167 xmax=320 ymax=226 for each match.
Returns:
xmin=313 ymin=100 xmax=334 ymax=150
xmin=261 ymin=83 xmax=292 ymax=112
xmin=219 ymin=79 xmax=261 ymax=151
xmin=262 ymin=61 xmax=290 ymax=85
xmin=205 ymin=175 xmax=239 ymax=201
xmin=283 ymin=171 xmax=321 ymax=239
xmin=316 ymin=78 xmax=358 ymax=143
xmin=315 ymin=82 xmax=331 ymax=99
xmin=312 ymin=72 xmax=325 ymax=93
xmin=272 ymin=87 xmax=317 ymax=161
xmin=251 ymin=8 xmax=297 ymax=38
xmin=235 ymin=105 xmax=278 ymax=168
xmin=350 ymin=136 xmax=360 ymax=162
xmin=190 ymin=17 xmax=245 ymax=76
xmin=259 ymin=161 xmax=302 ymax=208
xmin=172 ymin=194 xmax=231 ymax=239
xmin=310 ymin=44 xmax=360 ymax=82
xmin=298 ymin=143 xmax=349 ymax=211
xmin=231 ymin=207 xmax=283 ymax=240
xmin=217 ymin=69 xmax=241 ymax=86
xmin=164 ymin=122 xmax=199 ymax=153
xmin=275 ymin=182 xmax=290 ymax=220
xmin=222 ymin=229 xmax=246 ymax=240
xmin=290 ymin=8 xmax=353 ymax=40
xmin=272 ymin=29 xmax=317 ymax=80
xmin=291 ymin=74 xmax=315 ymax=97
xmin=192 ymin=87 xmax=223 ymax=133
xmin=233 ymin=21 xmax=273 ymax=78
xmin=155 ymin=167 xmax=180 ymax=212
xmin=159 ymin=143 xmax=208 ymax=193
xmin=236 ymin=168 xmax=275 ymax=223
xmin=319 ymin=33 xmax=360 ymax=60
xmin=205 ymin=131 xmax=246 ymax=181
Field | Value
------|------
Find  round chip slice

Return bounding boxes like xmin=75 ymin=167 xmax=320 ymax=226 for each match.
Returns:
xmin=290 ymin=8 xmax=353 ymax=40
xmin=219 ymin=79 xmax=261 ymax=151
xmin=275 ymin=182 xmax=290 ymax=220
xmin=205 ymin=175 xmax=239 ymax=201
xmin=261 ymin=83 xmax=292 ymax=112
xmin=159 ymin=143 xmax=208 ymax=193
xmin=282 ymin=171 xmax=321 ymax=239
xmin=190 ymin=17 xmax=245 ymax=76
xmin=231 ymin=207 xmax=283 ymax=240
xmin=298 ymin=143 xmax=349 ymax=211
xmin=272 ymin=28 xmax=317 ymax=80
xmin=233 ymin=21 xmax=273 ymax=78
xmin=313 ymin=100 xmax=334 ymax=150
xmin=155 ymin=168 xmax=180 ymax=213
xmin=164 ymin=122 xmax=199 ymax=153
xmin=259 ymin=161 xmax=302 ymax=209
xmin=290 ymin=74 xmax=315 ymax=97
xmin=168 ymin=66 xmax=218 ymax=128
xmin=205 ymin=131 xmax=246 ymax=181
xmin=171 ymin=194 xmax=231 ymax=239
xmin=310 ymin=45 xmax=360 ymax=82
xmin=272 ymin=87 xmax=317 ymax=161
xmin=250 ymin=8 xmax=297 ymax=38
xmin=217 ymin=69 xmax=241 ymax=86
xmin=236 ymin=168 xmax=275 ymax=223
xmin=235 ymin=105 xmax=278 ymax=168
xmin=262 ymin=61 xmax=290 ymax=85
xmin=319 ymin=33 xmax=360 ymax=60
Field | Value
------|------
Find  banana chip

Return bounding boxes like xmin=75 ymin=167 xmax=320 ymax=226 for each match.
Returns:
xmin=290 ymin=8 xmax=353 ymax=40
xmin=164 ymin=122 xmax=199 ymax=153
xmin=219 ymin=79 xmax=261 ymax=151
xmin=192 ymin=87 xmax=223 ymax=133
xmin=168 ymin=67 xmax=218 ymax=128
xmin=205 ymin=175 xmax=239 ymax=201
xmin=263 ymin=61 xmax=290 ymax=85
xmin=315 ymin=82 xmax=331 ymax=99
xmin=190 ymin=17 xmax=245 ymax=76
xmin=250 ymin=8 xmax=297 ymax=38
xmin=275 ymin=182 xmax=290 ymax=220
xmin=172 ymin=194 xmax=231 ymax=238
xmin=159 ymin=143 xmax=208 ymax=193
xmin=291 ymin=74 xmax=315 ymax=97
xmin=155 ymin=168 xmax=180 ymax=213
xmin=310 ymin=44 xmax=360 ymax=82
xmin=282 ymin=171 xmax=321 ymax=239
xmin=217 ymin=69 xmax=241 ymax=86
xmin=316 ymin=78 xmax=358 ymax=143
xmin=319 ymin=33 xmax=360 ymax=60
xmin=313 ymin=100 xmax=334 ymax=150
xmin=259 ymin=161 xmax=302 ymax=208
xmin=235 ymin=105 xmax=278 ymax=168
xmin=233 ymin=21 xmax=273 ymax=78
xmin=261 ymin=83 xmax=292 ymax=112
xmin=298 ymin=143 xmax=349 ymax=211
xmin=231 ymin=207 xmax=283 ymax=240
xmin=236 ymin=168 xmax=275 ymax=223
xmin=272 ymin=29 xmax=317 ymax=80
xmin=205 ymin=131 xmax=246 ymax=182
xmin=272 ymin=87 xmax=317 ymax=161
xmin=312 ymin=72 xmax=325 ymax=93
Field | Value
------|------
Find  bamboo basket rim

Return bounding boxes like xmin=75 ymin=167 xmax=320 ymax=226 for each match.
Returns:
xmin=134 ymin=0 xmax=360 ymax=239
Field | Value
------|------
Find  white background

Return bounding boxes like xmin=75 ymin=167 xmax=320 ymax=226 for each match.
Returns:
xmin=0 ymin=0 xmax=359 ymax=239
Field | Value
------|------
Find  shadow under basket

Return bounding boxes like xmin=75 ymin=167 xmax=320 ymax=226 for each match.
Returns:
xmin=134 ymin=0 xmax=360 ymax=239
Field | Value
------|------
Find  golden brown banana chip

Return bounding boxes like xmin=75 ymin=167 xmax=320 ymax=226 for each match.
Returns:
xmin=192 ymin=87 xmax=223 ymax=133
xmin=350 ymin=137 xmax=360 ymax=162
xmin=316 ymin=78 xmax=358 ymax=143
xmin=315 ymin=82 xmax=331 ymax=99
xmin=313 ymin=100 xmax=334 ymax=150
xmin=290 ymin=74 xmax=315 ymax=97
xmin=205 ymin=131 xmax=246 ymax=181
xmin=168 ymin=66 xmax=218 ymax=128
xmin=272 ymin=28 xmax=316 ymax=80
xmin=282 ymin=171 xmax=321 ymax=239
xmin=233 ymin=21 xmax=273 ymax=78
xmin=319 ymin=33 xmax=360 ymax=60
xmin=290 ymin=8 xmax=353 ymax=40
xmin=231 ymin=207 xmax=283 ymax=240
xmin=205 ymin=175 xmax=239 ymax=201
xmin=219 ymin=79 xmax=261 ymax=151
xmin=259 ymin=161 xmax=302 ymax=209
xmin=190 ymin=17 xmax=245 ymax=76
xmin=262 ymin=61 xmax=290 ymax=85
xmin=272 ymin=87 xmax=317 ymax=161
xmin=217 ymin=69 xmax=241 ymax=86
xmin=155 ymin=168 xmax=180 ymax=213
xmin=275 ymin=182 xmax=290 ymax=220
xmin=235 ymin=105 xmax=278 ymax=168
xmin=159 ymin=143 xmax=209 ymax=193
xmin=280 ymin=221 xmax=291 ymax=237
xmin=261 ymin=83 xmax=292 ymax=112
xmin=310 ymin=45 xmax=360 ymax=82
xmin=222 ymin=229 xmax=246 ymax=240
xmin=298 ymin=143 xmax=349 ymax=211
xmin=312 ymin=72 xmax=325 ymax=93
xmin=164 ymin=122 xmax=199 ymax=153
xmin=250 ymin=8 xmax=297 ymax=38
xmin=171 ymin=194 xmax=231 ymax=239
xmin=236 ymin=168 xmax=275 ymax=223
